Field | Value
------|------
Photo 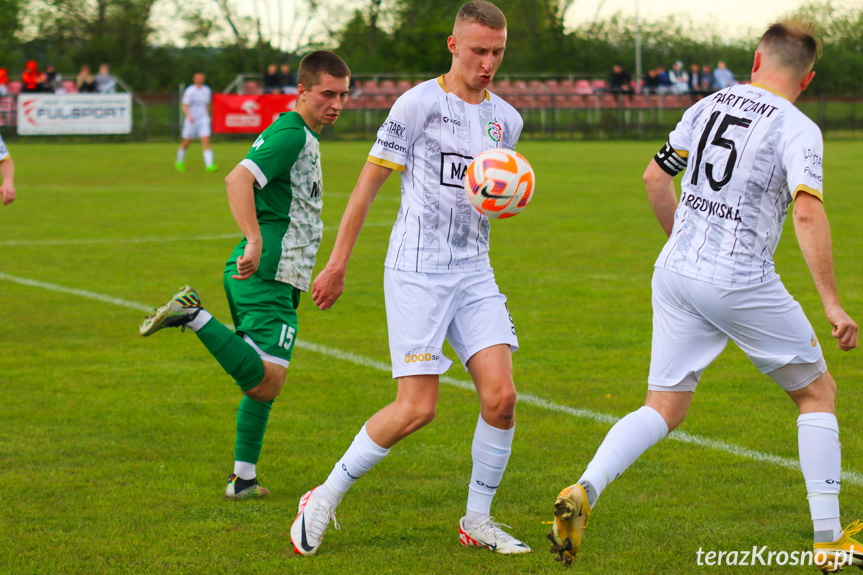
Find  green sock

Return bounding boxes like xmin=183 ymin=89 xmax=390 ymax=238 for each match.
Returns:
xmin=235 ymin=395 xmax=273 ymax=464
xmin=195 ymin=319 xmax=265 ymax=391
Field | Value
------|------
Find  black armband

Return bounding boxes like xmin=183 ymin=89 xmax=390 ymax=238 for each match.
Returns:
xmin=654 ymin=141 xmax=688 ymax=176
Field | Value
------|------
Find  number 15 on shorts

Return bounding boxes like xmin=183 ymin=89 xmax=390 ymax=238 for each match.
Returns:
xmin=279 ymin=324 xmax=296 ymax=350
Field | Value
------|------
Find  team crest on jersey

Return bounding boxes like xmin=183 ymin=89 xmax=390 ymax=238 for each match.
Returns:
xmin=487 ymin=121 xmax=502 ymax=142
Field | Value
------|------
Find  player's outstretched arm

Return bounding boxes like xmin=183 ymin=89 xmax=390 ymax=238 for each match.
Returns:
xmin=225 ymin=165 xmax=263 ymax=280
xmin=0 ymin=156 xmax=15 ymax=206
xmin=643 ymin=158 xmax=677 ymax=237
xmin=793 ymin=191 xmax=858 ymax=351
xmin=312 ymin=161 xmax=392 ymax=310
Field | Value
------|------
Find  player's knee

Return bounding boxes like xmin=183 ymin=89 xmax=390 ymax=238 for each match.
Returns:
xmin=483 ymin=388 xmax=517 ymax=420
xmin=244 ymin=378 xmax=283 ymax=402
xmin=404 ymin=404 xmax=436 ymax=432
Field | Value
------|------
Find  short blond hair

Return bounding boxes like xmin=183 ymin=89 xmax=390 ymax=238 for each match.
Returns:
xmin=455 ymin=1 xmax=507 ymax=32
xmin=759 ymin=16 xmax=822 ymax=74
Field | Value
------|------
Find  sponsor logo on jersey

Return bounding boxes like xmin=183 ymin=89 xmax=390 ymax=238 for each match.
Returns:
xmin=376 ymin=137 xmax=407 ymax=154
xmin=487 ymin=121 xmax=502 ymax=142
xmin=712 ymin=92 xmax=778 ymax=118
xmin=382 ymin=119 xmax=407 ymax=140
xmin=404 ymin=346 xmax=442 ymax=364
xmin=681 ymin=193 xmax=743 ymax=222
xmin=252 ymin=135 xmax=265 ymax=150
xmin=442 ymin=116 xmax=461 ymax=126
xmin=811 ymin=332 xmax=819 ymax=347
xmin=440 ymin=152 xmax=472 ymax=189
xmin=803 ymin=148 xmax=822 ymax=168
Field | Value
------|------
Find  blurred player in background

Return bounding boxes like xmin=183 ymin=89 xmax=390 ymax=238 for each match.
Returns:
xmin=141 ymin=51 xmax=350 ymax=500
xmin=176 ymin=72 xmax=217 ymax=173
xmin=290 ymin=0 xmax=530 ymax=558
xmin=550 ymin=17 xmax=860 ymax=573
xmin=0 ymin=134 xmax=14 ymax=206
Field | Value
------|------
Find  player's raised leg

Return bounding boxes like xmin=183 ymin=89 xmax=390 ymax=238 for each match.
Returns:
xmin=550 ymin=394 xmax=676 ymax=566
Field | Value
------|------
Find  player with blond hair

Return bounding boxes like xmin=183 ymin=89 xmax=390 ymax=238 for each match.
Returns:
xmin=550 ymin=17 xmax=860 ymax=573
xmin=290 ymin=0 xmax=531 ymax=557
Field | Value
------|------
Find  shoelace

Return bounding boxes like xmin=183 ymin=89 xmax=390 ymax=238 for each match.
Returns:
xmin=474 ymin=517 xmax=517 ymax=544
xmin=842 ymin=520 xmax=863 ymax=540
xmin=306 ymin=497 xmax=340 ymax=541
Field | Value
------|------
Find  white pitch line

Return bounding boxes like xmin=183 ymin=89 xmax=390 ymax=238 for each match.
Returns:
xmin=3 ymin=271 xmax=862 ymax=486
xmin=0 ymin=222 xmax=394 ymax=248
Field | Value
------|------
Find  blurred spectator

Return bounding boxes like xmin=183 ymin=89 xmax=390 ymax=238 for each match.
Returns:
xmin=713 ymin=60 xmax=736 ymax=90
xmin=700 ymin=64 xmax=715 ymax=92
xmin=0 ymin=68 xmax=8 ymax=97
xmin=689 ymin=63 xmax=702 ymax=92
xmin=608 ymin=64 xmax=633 ymax=94
xmin=656 ymin=66 xmax=673 ymax=94
xmin=76 ymin=65 xmax=96 ymax=93
xmin=279 ymin=63 xmax=297 ymax=94
xmin=22 ymin=60 xmax=47 ymax=93
xmin=44 ymin=64 xmax=61 ymax=93
xmin=669 ymin=60 xmax=689 ymax=94
xmin=262 ymin=63 xmax=280 ymax=94
xmin=94 ymin=64 xmax=116 ymax=93
xmin=642 ymin=68 xmax=660 ymax=95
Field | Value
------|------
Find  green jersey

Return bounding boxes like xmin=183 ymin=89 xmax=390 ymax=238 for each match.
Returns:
xmin=237 ymin=111 xmax=323 ymax=291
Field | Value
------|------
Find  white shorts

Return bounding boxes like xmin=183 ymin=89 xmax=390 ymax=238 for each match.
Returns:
xmin=649 ymin=267 xmax=825 ymax=392
xmin=182 ymin=118 xmax=211 ymax=140
xmin=384 ymin=267 xmax=518 ymax=378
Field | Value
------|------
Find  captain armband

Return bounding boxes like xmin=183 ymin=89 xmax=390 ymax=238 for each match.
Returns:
xmin=654 ymin=141 xmax=688 ymax=176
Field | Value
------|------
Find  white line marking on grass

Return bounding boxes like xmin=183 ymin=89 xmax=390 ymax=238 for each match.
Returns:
xmin=0 ymin=222 xmax=394 ymax=247
xmin=4 ymin=271 xmax=862 ymax=486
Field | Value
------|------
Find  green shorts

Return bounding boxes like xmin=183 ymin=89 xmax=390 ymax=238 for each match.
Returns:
xmin=224 ymin=255 xmax=301 ymax=366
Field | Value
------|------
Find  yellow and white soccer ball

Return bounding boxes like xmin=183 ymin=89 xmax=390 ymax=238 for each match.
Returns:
xmin=464 ymin=148 xmax=535 ymax=219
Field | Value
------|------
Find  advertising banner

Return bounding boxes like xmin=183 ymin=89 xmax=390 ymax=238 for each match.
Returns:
xmin=212 ymin=94 xmax=298 ymax=134
xmin=17 ymin=94 xmax=133 ymax=135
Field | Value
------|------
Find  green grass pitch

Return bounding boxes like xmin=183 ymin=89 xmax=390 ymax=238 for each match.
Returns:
xmin=1 ymin=139 xmax=861 ymax=574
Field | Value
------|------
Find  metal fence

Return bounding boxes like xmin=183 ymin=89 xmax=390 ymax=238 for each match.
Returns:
xmin=2 ymin=87 xmax=861 ymax=141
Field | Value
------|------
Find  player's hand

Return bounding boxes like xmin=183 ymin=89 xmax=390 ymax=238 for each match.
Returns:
xmin=311 ymin=265 xmax=345 ymax=310
xmin=233 ymin=241 xmax=262 ymax=280
xmin=0 ymin=183 xmax=15 ymax=206
xmin=825 ymin=304 xmax=858 ymax=351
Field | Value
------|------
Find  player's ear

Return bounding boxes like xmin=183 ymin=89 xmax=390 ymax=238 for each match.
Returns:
xmin=751 ymin=50 xmax=762 ymax=74
xmin=800 ymin=70 xmax=815 ymax=92
xmin=447 ymin=35 xmax=457 ymax=56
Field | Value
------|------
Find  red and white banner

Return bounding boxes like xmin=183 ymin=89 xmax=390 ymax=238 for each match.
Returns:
xmin=17 ymin=94 xmax=133 ymax=135
xmin=212 ymin=94 xmax=298 ymax=134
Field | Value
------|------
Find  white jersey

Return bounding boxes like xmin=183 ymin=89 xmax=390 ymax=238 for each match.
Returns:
xmin=368 ymin=77 xmax=523 ymax=273
xmin=182 ymin=84 xmax=212 ymax=123
xmin=0 ymin=134 xmax=8 ymax=161
xmin=655 ymin=83 xmax=824 ymax=287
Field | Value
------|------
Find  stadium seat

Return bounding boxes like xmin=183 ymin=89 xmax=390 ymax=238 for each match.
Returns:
xmin=380 ymin=79 xmax=396 ymax=93
xmin=396 ymin=80 xmax=412 ymax=94
xmin=363 ymin=79 xmax=379 ymax=93
xmin=8 ymin=81 xmax=21 ymax=95
xmin=574 ymin=79 xmax=592 ymax=95
xmin=528 ymin=80 xmax=544 ymax=92
xmin=545 ymin=79 xmax=560 ymax=92
xmin=560 ymin=79 xmax=575 ymax=92
xmin=242 ymin=81 xmax=259 ymax=95
xmin=661 ymin=94 xmax=679 ymax=108
xmin=627 ymin=94 xmax=649 ymax=109
xmin=513 ymin=79 xmax=527 ymax=92
xmin=566 ymin=94 xmax=585 ymax=108
xmin=599 ymin=93 xmax=618 ymax=108
xmin=591 ymin=79 xmax=607 ymax=92
xmin=370 ymin=94 xmax=388 ymax=109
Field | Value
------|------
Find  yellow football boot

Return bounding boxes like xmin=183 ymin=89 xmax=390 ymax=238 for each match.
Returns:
xmin=548 ymin=483 xmax=591 ymax=567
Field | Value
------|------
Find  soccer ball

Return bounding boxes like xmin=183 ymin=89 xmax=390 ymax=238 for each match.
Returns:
xmin=464 ymin=148 xmax=535 ymax=219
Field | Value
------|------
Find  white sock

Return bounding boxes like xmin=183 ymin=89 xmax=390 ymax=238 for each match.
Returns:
xmin=323 ymin=424 xmax=390 ymax=501
xmin=578 ymin=405 xmax=668 ymax=507
xmin=233 ymin=461 xmax=256 ymax=480
xmin=185 ymin=309 xmax=212 ymax=332
xmin=203 ymin=149 xmax=214 ymax=167
xmin=466 ymin=415 xmax=514 ymax=524
xmin=798 ymin=413 xmax=842 ymax=542
xmin=176 ymin=148 xmax=186 ymax=163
